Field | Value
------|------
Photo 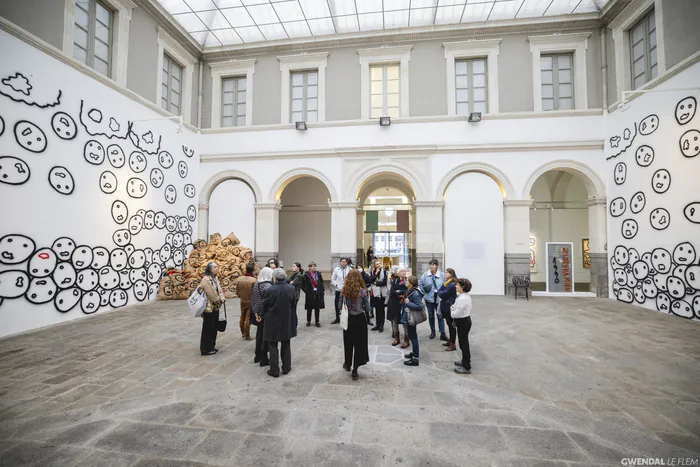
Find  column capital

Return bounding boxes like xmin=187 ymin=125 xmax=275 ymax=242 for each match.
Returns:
xmin=254 ymin=202 xmax=282 ymax=211
xmin=412 ymin=200 xmax=444 ymax=208
xmin=586 ymin=197 xmax=607 ymax=207
xmin=503 ymin=199 xmax=533 ymax=208
xmin=328 ymin=201 xmax=359 ymax=209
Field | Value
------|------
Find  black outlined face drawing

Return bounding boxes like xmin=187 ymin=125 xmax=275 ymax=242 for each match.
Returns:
xmin=639 ymin=114 xmax=659 ymax=135
xmin=614 ymin=162 xmax=627 ymax=185
xmin=155 ymin=212 xmax=166 ymax=229
xmin=129 ymin=267 xmax=147 ymax=283
xmin=173 ymin=233 xmax=184 ymax=248
xmin=670 ymin=300 xmax=693 ymax=319
xmin=653 ymin=273 xmax=669 ymax=292
xmin=684 ymin=202 xmax=700 ymax=224
xmin=111 ymin=200 xmax=129 ymax=224
xmin=673 ymin=242 xmax=696 ymax=265
xmin=173 ymin=249 xmax=184 ymax=266
xmin=0 ymin=270 xmax=30 ymax=298
xmin=110 ymin=249 xmax=128 ymax=271
xmin=609 ymin=197 xmax=626 ymax=218
xmin=118 ymin=270 xmax=132 ymax=290
xmin=649 ymin=208 xmax=670 ymax=230
xmin=621 ymin=219 xmax=638 ymax=239
xmin=80 ymin=291 xmax=100 ymax=314
xmin=165 ymin=233 xmax=174 ymax=246
xmin=147 ymin=263 xmax=162 ymax=283
xmin=177 ymin=217 xmax=188 ymax=232
xmin=158 ymin=151 xmax=174 ymax=169
xmin=675 ymin=96 xmax=696 ymax=125
xmin=129 ymin=151 xmax=147 ymax=173
xmin=178 ymin=161 xmax=188 ymax=178
xmin=51 ymin=237 xmax=75 ymax=262
xmin=112 ymin=230 xmax=131 ymax=247
xmin=182 ymin=146 xmax=194 ymax=158
xmin=76 ymin=269 xmax=98 ymax=291
xmin=54 ymin=288 xmax=81 ymax=312
xmin=686 ymin=265 xmax=700 ymax=291
xmin=0 ymin=156 xmax=31 ymax=186
xmin=187 ymin=205 xmax=197 ymax=222
xmin=159 ymin=244 xmax=172 ymax=263
xmin=617 ymin=288 xmax=633 ymax=303
xmin=127 ymin=178 xmax=148 ymax=199
xmin=630 ymin=192 xmax=646 ymax=214
xmin=71 ymin=245 xmax=93 ymax=270
xmin=635 ymin=145 xmax=654 ymax=167
xmin=666 ymin=276 xmax=685 ymax=299
xmin=144 ymin=211 xmax=155 ymax=229
xmin=25 ymin=277 xmax=57 ymax=304
xmin=107 ymin=144 xmax=126 ymax=168
xmin=184 ymin=184 xmax=196 ymax=198
xmin=651 ymin=248 xmax=671 ymax=274
xmin=656 ymin=293 xmax=670 ymax=312
xmin=53 ymin=262 xmax=77 ymax=289
xmin=134 ymin=280 xmax=148 ymax=301
xmin=91 ymin=247 xmax=109 ymax=269
xmin=642 ymin=278 xmax=658 ymax=299
xmin=109 ymin=289 xmax=128 ymax=308
xmin=28 ymin=248 xmax=57 ymax=277
xmin=164 ymin=185 xmax=177 ymax=204
xmin=99 ymin=266 xmax=119 ymax=290
xmin=128 ymin=215 xmax=143 ymax=235
xmin=129 ymin=250 xmax=146 ymax=269
xmin=51 ymin=112 xmax=78 ymax=140
xmin=150 ymin=168 xmax=164 ymax=188
xmin=48 ymin=166 xmax=75 ymax=195
xmin=634 ymin=285 xmax=645 ymax=304
xmin=98 ymin=287 xmax=109 ymax=306
xmin=632 ymin=260 xmax=649 ymax=280
xmin=83 ymin=140 xmax=105 ymax=165
xmin=14 ymin=120 xmax=47 ymax=153
xmin=679 ymin=130 xmax=700 ymax=158
xmin=148 ymin=283 xmax=159 ymax=300
xmin=99 ymin=171 xmax=118 ymax=194
xmin=0 ymin=234 xmax=35 ymax=265
xmin=651 ymin=169 xmax=671 ymax=193
xmin=135 ymin=209 xmax=146 ymax=219
xmin=143 ymin=248 xmax=153 ymax=265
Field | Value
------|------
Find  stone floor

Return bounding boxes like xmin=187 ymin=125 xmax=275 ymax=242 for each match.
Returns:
xmin=1 ymin=295 xmax=699 ymax=467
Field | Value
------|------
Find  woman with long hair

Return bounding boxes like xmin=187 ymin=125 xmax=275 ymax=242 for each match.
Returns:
xmin=301 ymin=262 xmax=325 ymax=327
xmin=438 ymin=268 xmax=458 ymax=352
xmin=387 ymin=267 xmax=410 ymax=348
xmin=369 ymin=259 xmax=388 ymax=332
xmin=199 ymin=262 xmax=226 ymax=355
xmin=403 ymin=275 xmax=425 ymax=367
xmin=252 ymin=267 xmax=274 ymax=366
xmin=356 ymin=264 xmax=374 ymax=326
xmin=340 ymin=269 xmax=370 ymax=380
xmin=288 ymin=262 xmax=304 ymax=327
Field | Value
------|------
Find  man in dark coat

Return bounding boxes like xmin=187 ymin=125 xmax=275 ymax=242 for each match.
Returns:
xmin=260 ymin=268 xmax=298 ymax=377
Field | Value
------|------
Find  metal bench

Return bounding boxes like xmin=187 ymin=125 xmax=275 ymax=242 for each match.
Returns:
xmin=512 ymin=276 xmax=531 ymax=300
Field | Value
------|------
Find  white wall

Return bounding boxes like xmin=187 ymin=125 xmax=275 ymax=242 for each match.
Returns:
xmin=208 ymin=180 xmax=255 ymax=247
xmin=279 ymin=177 xmax=331 ymax=271
xmin=0 ymin=30 xmax=199 ymax=337
xmin=444 ymin=173 xmax=504 ymax=295
xmin=605 ymin=62 xmax=700 ymax=321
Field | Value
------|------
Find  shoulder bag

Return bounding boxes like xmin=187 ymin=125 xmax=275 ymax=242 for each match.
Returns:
xmin=340 ymin=297 xmax=349 ymax=331
xmin=187 ymin=287 xmax=207 ymax=317
xmin=407 ymin=290 xmax=427 ymax=326
xmin=217 ymin=301 xmax=228 ymax=332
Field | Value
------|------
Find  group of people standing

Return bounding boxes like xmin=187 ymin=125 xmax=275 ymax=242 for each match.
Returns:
xmin=196 ymin=255 xmax=473 ymax=379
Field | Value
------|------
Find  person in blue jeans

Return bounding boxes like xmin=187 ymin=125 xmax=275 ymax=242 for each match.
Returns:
xmin=403 ymin=276 xmax=425 ymax=367
xmin=419 ymin=259 xmax=446 ymax=341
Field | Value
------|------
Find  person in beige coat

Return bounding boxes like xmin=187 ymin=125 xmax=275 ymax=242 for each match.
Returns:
xmin=199 ymin=262 xmax=225 ymax=355
xmin=234 ymin=262 xmax=257 ymax=340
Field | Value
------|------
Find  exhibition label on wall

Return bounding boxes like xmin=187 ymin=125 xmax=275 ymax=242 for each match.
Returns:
xmin=546 ymin=242 xmax=574 ymax=293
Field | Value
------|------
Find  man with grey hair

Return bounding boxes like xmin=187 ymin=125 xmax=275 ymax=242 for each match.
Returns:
xmin=261 ymin=268 xmax=298 ymax=377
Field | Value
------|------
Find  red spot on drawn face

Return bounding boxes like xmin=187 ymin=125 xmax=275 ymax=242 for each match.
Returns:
xmin=38 ymin=253 xmax=50 ymax=260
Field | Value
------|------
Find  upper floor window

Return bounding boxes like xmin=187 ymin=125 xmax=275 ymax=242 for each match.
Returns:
xmin=629 ymin=9 xmax=657 ymax=90
xmin=222 ymin=76 xmax=247 ymax=127
xmin=161 ymin=54 xmax=182 ymax=115
xmin=291 ymin=70 xmax=318 ymax=123
xmin=540 ymin=53 xmax=574 ymax=111
xmin=370 ymin=64 xmax=400 ymax=119
xmin=73 ymin=0 xmax=113 ymax=76
xmin=455 ymin=58 xmax=488 ymax=115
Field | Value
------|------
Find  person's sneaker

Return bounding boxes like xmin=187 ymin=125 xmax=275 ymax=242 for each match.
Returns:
xmin=404 ymin=352 xmax=413 ymax=359
xmin=454 ymin=366 xmax=471 ymax=375
xmin=404 ymin=358 xmax=419 ymax=366
xmin=429 ymin=331 xmax=436 ymax=339
xmin=267 ymin=370 xmax=280 ymax=378
xmin=440 ymin=333 xmax=448 ymax=342
xmin=330 ymin=319 xmax=340 ymax=325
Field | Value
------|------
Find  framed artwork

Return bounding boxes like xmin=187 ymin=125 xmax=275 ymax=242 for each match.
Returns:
xmin=582 ymin=238 xmax=591 ymax=269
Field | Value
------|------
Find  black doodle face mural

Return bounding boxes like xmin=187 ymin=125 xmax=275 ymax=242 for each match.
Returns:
xmin=649 ymin=208 xmax=670 ymax=231
xmin=107 ymin=144 xmax=126 ymax=168
xmin=630 ymin=192 xmax=646 ymax=214
xmin=79 ymin=100 xmax=130 ymax=139
xmin=99 ymin=171 xmax=118 ymax=194
xmin=0 ymin=72 xmax=61 ymax=108
xmin=675 ymin=97 xmax=696 ymax=125
xmin=48 ymin=166 xmax=75 ymax=195
xmin=607 ymin=122 xmax=636 ymax=160
xmin=129 ymin=151 xmax=147 ymax=173
xmin=51 ymin=112 xmax=78 ymax=140
xmin=0 ymin=156 xmax=31 ymax=186
xmin=614 ymin=162 xmax=627 ymax=185
xmin=84 ymin=140 xmax=106 ymax=165
xmin=14 ymin=120 xmax=47 ymax=153
xmin=150 ymin=168 xmax=164 ymax=188
xmin=111 ymin=200 xmax=128 ymax=224
xmin=0 ymin=234 xmax=35 ymax=264
xmin=679 ymin=130 xmax=700 ymax=158
xmin=158 ymin=151 xmax=174 ymax=169
xmin=182 ymin=145 xmax=194 ymax=158
xmin=635 ymin=145 xmax=654 ymax=167
xmin=638 ymin=114 xmax=659 ymax=135
xmin=621 ymin=219 xmax=638 ymax=239
xmin=126 ymin=178 xmax=148 ymax=199
xmin=178 ymin=161 xmax=188 ymax=178
xmin=609 ymin=197 xmax=626 ymax=218
xmin=184 ymin=184 xmax=196 ymax=198
xmin=651 ymin=169 xmax=671 ymax=194
xmin=684 ymin=202 xmax=700 ymax=224
xmin=164 ymin=185 xmax=177 ymax=204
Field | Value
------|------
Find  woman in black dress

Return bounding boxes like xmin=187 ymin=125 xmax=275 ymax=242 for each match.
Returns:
xmin=369 ymin=260 xmax=388 ymax=332
xmin=339 ymin=269 xmax=370 ymax=380
xmin=301 ymin=262 xmax=325 ymax=327
xmin=287 ymin=262 xmax=303 ymax=327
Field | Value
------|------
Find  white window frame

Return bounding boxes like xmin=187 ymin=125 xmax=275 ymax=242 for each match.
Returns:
xmin=357 ymin=45 xmax=412 ymax=119
xmin=279 ymin=52 xmax=328 ymax=124
xmin=209 ymin=59 xmax=256 ymax=129
xmin=610 ymin=0 xmax=665 ymax=101
xmin=443 ymin=39 xmax=501 ymax=115
xmin=529 ymin=33 xmax=590 ymax=112
xmin=62 ymin=0 xmax=134 ymax=86
xmin=157 ymin=27 xmax=196 ymax=124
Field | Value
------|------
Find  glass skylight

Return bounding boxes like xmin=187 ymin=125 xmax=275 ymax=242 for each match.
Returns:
xmin=157 ymin=0 xmax=611 ymax=48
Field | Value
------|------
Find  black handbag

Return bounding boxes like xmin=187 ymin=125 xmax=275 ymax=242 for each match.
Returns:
xmin=217 ymin=302 xmax=228 ymax=332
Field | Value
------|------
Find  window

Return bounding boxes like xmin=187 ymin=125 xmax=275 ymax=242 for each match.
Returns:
xmin=290 ymin=70 xmax=318 ymax=123
xmin=161 ymin=54 xmax=183 ymax=115
xmin=455 ymin=58 xmax=488 ymax=115
xmin=629 ymin=10 xmax=657 ymax=90
xmin=370 ymin=64 xmax=400 ymax=119
xmin=221 ymin=77 xmax=247 ymax=127
xmin=540 ymin=54 xmax=574 ymax=111
xmin=73 ymin=0 xmax=112 ymax=76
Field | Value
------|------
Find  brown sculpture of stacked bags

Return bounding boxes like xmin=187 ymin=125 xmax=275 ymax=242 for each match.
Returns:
xmin=157 ymin=232 xmax=261 ymax=301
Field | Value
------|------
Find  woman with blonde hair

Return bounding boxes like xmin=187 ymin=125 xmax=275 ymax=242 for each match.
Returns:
xmin=252 ymin=266 xmax=274 ymax=366
xmin=339 ymin=269 xmax=370 ymax=380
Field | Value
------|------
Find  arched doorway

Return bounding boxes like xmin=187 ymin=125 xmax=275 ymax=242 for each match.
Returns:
xmin=278 ymin=176 xmax=332 ymax=274
xmin=208 ymin=179 xmax=256 ymax=248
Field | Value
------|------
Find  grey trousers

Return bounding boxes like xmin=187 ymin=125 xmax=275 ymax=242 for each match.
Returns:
xmin=268 ymin=340 xmax=291 ymax=376
xmin=391 ymin=319 xmax=408 ymax=337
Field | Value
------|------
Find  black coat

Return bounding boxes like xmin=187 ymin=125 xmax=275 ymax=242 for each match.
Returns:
xmin=387 ymin=277 xmax=408 ymax=321
xmin=287 ymin=271 xmax=303 ymax=302
xmin=302 ymin=271 xmax=325 ymax=310
xmin=261 ymin=282 xmax=298 ymax=342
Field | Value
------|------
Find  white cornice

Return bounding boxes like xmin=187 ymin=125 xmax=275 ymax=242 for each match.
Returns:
xmin=357 ymin=44 xmax=413 ymax=59
xmin=277 ymin=52 xmax=329 ymax=68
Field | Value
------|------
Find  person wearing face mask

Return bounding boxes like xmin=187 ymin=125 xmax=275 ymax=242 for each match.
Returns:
xmin=302 ymin=262 xmax=325 ymax=327
xmin=419 ymin=259 xmax=446 ymax=341
xmin=437 ymin=268 xmax=458 ymax=352
xmin=330 ymin=257 xmax=352 ymax=325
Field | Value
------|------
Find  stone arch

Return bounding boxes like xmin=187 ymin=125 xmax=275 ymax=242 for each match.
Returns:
xmin=347 ymin=162 xmax=426 ymax=201
xmin=269 ymin=167 xmax=338 ymax=202
xmin=522 ymin=160 xmax=606 ymax=199
xmin=199 ymin=169 xmax=262 ymax=205
xmin=436 ymin=162 xmax=516 ymax=200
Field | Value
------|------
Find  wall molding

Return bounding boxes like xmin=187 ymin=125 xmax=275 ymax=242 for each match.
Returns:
xmin=209 ymin=59 xmax=256 ymax=128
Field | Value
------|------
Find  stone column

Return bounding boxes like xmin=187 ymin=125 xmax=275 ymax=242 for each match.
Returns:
xmin=329 ymin=201 xmax=359 ymax=270
xmin=413 ymin=200 xmax=444 ymax=275
xmin=254 ymin=202 xmax=281 ymax=262
xmin=503 ymin=199 xmax=532 ymax=296
xmin=587 ymin=198 xmax=609 ymax=297
xmin=197 ymin=202 xmax=209 ymax=241
xmin=356 ymin=209 xmax=365 ymax=267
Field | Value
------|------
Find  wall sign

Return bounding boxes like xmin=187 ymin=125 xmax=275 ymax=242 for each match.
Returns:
xmin=582 ymin=238 xmax=591 ymax=269
xmin=546 ymin=242 xmax=574 ymax=293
